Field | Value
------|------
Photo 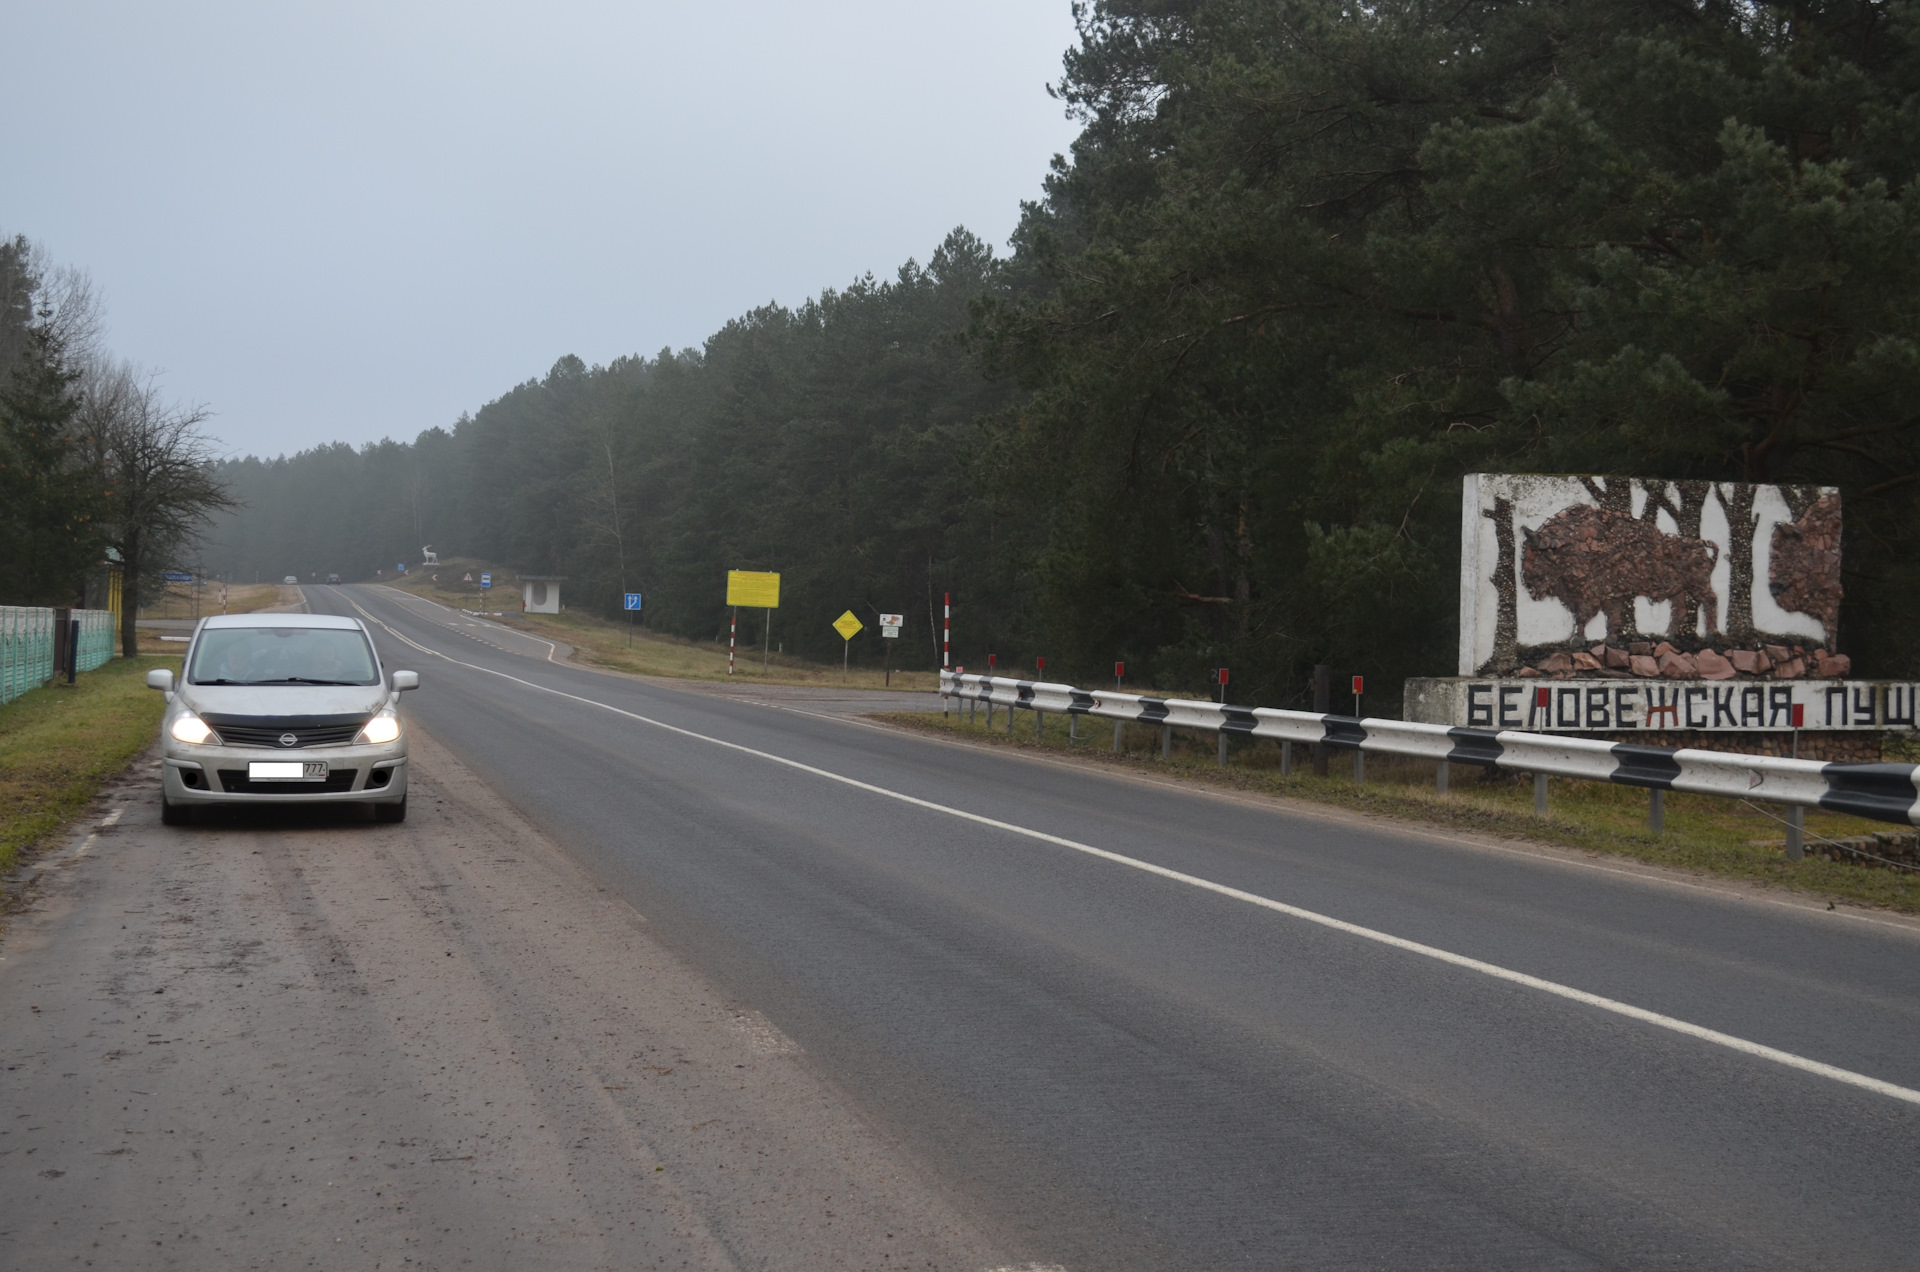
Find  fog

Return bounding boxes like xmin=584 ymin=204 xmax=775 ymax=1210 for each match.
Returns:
xmin=2 ymin=0 xmax=1081 ymax=456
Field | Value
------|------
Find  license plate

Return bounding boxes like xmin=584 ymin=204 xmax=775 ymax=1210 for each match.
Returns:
xmin=249 ymin=761 xmax=327 ymax=782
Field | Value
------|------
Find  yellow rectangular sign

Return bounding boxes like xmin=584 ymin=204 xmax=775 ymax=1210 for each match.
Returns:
xmin=726 ymin=570 xmax=781 ymax=608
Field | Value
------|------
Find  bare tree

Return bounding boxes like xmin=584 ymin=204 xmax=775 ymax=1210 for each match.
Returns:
xmin=0 ymin=236 xmax=103 ymax=381
xmin=582 ymin=410 xmax=631 ymax=600
xmin=76 ymin=360 xmax=236 ymax=655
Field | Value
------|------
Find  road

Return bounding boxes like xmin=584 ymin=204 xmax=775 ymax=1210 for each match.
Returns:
xmin=6 ymin=583 xmax=1920 ymax=1270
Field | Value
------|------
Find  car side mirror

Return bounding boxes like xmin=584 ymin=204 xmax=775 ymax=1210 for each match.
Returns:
xmin=146 ymin=668 xmax=174 ymax=694
xmin=391 ymin=670 xmax=419 ymax=692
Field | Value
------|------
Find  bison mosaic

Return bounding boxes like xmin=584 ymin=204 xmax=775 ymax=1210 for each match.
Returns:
xmin=1521 ymin=504 xmax=1719 ymax=642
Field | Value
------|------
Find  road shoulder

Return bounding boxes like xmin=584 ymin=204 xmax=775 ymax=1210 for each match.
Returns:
xmin=0 ymin=727 xmax=1007 ymax=1270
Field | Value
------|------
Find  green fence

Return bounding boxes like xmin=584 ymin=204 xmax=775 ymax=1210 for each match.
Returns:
xmin=0 ymin=607 xmax=119 ymax=705
xmin=77 ymin=610 xmax=115 ymax=673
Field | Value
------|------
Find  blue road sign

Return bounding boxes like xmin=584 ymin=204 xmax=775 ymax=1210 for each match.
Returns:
xmin=624 ymin=593 xmax=643 ymax=611
xmin=161 ymin=571 xmax=193 ymax=582
xmin=480 ymin=573 xmax=492 ymax=588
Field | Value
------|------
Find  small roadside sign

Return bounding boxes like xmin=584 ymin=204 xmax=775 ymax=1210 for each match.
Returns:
xmin=623 ymin=591 xmax=644 ymax=648
xmin=879 ymin=612 xmax=903 ymax=638
xmin=727 ymin=571 xmax=781 ymax=608
xmin=832 ymin=610 xmax=864 ymax=681
xmin=480 ymin=573 xmax=492 ymax=588
xmin=161 ymin=571 xmax=193 ymax=582
xmin=463 ymin=572 xmax=474 ymax=582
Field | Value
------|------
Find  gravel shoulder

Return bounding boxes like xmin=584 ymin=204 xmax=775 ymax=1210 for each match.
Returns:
xmin=0 ymin=729 xmax=1005 ymax=1271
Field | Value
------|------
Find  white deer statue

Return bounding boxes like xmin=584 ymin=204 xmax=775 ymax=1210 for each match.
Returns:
xmin=421 ymin=545 xmax=440 ymax=565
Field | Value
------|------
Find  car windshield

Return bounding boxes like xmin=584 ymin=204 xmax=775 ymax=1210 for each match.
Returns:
xmin=187 ymin=627 xmax=380 ymax=686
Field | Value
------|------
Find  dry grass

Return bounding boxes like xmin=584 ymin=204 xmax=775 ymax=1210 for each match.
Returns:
xmin=137 ymin=581 xmax=294 ymax=620
xmin=890 ymin=706 xmax=1920 ymax=914
xmin=0 ymin=654 xmax=175 ymax=880
xmin=386 ymin=567 xmax=940 ymax=691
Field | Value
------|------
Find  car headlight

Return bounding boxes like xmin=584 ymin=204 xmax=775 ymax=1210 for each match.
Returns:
xmin=356 ymin=712 xmax=401 ymax=745
xmin=169 ymin=712 xmax=219 ymax=745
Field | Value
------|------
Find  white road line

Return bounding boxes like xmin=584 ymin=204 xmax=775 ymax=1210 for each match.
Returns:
xmin=374 ymin=585 xmax=566 ymax=662
xmin=342 ymin=590 xmax=1920 ymax=1109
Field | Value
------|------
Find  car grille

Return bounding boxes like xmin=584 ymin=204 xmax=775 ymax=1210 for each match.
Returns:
xmin=199 ymin=713 xmax=369 ymax=749
xmin=216 ymin=769 xmax=359 ymax=794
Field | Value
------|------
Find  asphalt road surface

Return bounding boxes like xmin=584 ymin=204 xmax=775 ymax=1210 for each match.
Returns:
xmin=6 ymin=583 xmax=1919 ymax=1270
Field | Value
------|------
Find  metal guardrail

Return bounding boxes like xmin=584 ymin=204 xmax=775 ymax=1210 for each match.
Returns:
xmin=941 ymin=671 xmax=1920 ymax=829
xmin=0 ymin=607 xmax=119 ymax=705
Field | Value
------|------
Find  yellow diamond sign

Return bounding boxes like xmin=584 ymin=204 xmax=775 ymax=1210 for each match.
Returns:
xmin=832 ymin=610 xmax=864 ymax=641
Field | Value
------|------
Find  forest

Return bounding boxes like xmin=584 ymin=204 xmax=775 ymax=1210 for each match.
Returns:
xmin=186 ymin=0 xmax=1920 ymax=707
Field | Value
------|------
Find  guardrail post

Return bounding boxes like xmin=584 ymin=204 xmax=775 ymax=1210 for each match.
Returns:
xmin=1436 ymin=761 xmax=1449 ymax=795
xmin=1113 ymin=719 xmax=1123 ymax=752
xmin=1312 ymin=664 xmax=1330 ymax=776
xmin=1534 ymin=772 xmax=1548 ymax=815
xmin=1354 ymin=750 xmax=1365 ymax=784
xmin=1218 ymin=731 xmax=1228 ymax=768
xmin=1069 ymin=712 xmax=1078 ymax=743
xmin=1007 ymin=701 xmax=1015 ymax=735
xmin=1036 ymin=708 xmax=1044 ymax=741
xmin=1280 ymin=740 xmax=1292 ymax=776
xmin=1649 ymin=788 xmax=1664 ymax=835
xmin=1160 ymin=724 xmax=1171 ymax=760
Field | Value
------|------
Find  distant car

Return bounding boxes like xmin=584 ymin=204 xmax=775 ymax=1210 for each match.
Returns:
xmin=282 ymin=575 xmax=298 ymax=585
xmin=325 ymin=572 xmax=343 ymax=584
xmin=147 ymin=613 xmax=419 ymax=825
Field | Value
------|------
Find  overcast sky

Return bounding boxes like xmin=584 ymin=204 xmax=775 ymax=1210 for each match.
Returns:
xmin=5 ymin=1 xmax=1082 ymax=458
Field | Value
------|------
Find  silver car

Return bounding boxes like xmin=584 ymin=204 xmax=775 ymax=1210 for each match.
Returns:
xmin=147 ymin=613 xmax=419 ymax=824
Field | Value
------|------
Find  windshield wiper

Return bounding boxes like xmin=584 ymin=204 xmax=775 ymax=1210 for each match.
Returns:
xmin=251 ymin=677 xmax=362 ymax=686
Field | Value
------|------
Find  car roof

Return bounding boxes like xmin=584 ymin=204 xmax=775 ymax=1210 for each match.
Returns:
xmin=199 ymin=613 xmax=362 ymax=630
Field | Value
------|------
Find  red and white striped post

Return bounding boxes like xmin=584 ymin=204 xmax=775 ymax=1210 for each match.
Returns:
xmin=1216 ymin=667 xmax=1231 ymax=767
xmin=1787 ymin=703 xmax=1806 ymax=858
xmin=942 ymin=592 xmax=951 ymax=715
xmin=728 ymin=608 xmax=736 ymax=676
xmin=1352 ymin=675 xmax=1366 ymax=785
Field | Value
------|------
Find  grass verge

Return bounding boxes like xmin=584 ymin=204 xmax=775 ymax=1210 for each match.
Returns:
xmin=137 ymin=581 xmax=296 ymax=620
xmin=887 ymin=706 xmax=1920 ymax=915
xmin=0 ymin=655 xmax=175 ymax=880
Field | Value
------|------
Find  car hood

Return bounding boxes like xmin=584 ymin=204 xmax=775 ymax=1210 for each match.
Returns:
xmin=176 ymin=683 xmax=392 ymax=720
